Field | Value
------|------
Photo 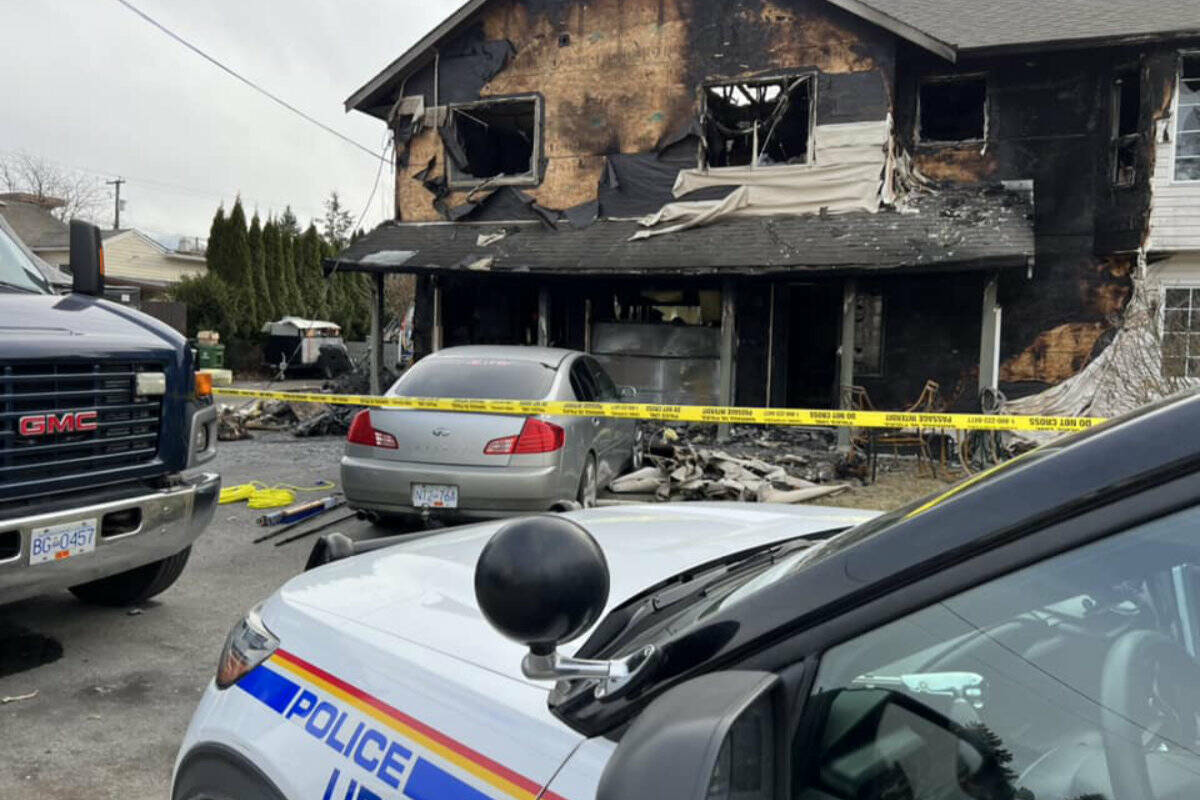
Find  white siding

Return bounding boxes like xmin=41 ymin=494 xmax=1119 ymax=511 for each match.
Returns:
xmin=1149 ymin=72 xmax=1200 ymax=251
xmin=103 ymin=232 xmax=206 ymax=285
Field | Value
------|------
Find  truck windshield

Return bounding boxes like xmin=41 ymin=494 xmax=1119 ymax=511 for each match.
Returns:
xmin=0 ymin=225 xmax=52 ymax=294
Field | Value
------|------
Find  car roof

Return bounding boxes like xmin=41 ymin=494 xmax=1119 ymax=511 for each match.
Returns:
xmin=425 ymin=345 xmax=577 ymax=368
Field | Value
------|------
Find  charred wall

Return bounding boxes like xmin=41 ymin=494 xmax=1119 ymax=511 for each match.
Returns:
xmin=894 ymin=44 xmax=1151 ymax=396
xmin=392 ymin=0 xmax=895 ymax=222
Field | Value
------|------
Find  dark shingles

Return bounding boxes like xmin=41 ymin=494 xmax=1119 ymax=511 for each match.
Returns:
xmin=333 ymin=184 xmax=1033 ymax=276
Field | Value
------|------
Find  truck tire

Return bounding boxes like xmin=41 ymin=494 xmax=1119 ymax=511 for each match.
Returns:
xmin=69 ymin=547 xmax=192 ymax=606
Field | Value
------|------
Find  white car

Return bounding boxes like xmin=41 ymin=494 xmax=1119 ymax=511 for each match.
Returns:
xmin=177 ymin=392 xmax=1200 ymax=800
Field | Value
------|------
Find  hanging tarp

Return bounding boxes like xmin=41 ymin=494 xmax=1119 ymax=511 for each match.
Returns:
xmin=633 ymin=118 xmax=892 ymax=240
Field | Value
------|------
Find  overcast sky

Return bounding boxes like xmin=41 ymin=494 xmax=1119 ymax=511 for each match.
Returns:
xmin=0 ymin=0 xmax=462 ymax=245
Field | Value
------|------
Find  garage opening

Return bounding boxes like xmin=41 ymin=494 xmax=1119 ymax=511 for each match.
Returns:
xmin=703 ymin=76 xmax=812 ymax=167
xmin=919 ymin=76 xmax=986 ymax=142
xmin=443 ymin=97 xmax=539 ymax=187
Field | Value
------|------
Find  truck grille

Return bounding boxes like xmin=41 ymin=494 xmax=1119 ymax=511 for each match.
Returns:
xmin=0 ymin=362 xmax=163 ymax=487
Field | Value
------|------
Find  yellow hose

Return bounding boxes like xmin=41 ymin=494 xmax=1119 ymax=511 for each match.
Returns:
xmin=219 ymin=481 xmax=337 ymax=509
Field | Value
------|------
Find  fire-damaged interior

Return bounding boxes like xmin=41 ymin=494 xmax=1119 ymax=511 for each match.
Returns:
xmin=442 ymin=95 xmax=539 ymax=186
xmin=703 ymin=76 xmax=813 ymax=167
xmin=334 ymin=0 xmax=1200 ymax=417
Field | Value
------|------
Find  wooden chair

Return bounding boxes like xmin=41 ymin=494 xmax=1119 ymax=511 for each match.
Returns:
xmin=841 ymin=381 xmax=944 ymax=478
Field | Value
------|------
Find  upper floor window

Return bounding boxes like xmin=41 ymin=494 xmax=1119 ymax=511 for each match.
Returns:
xmin=443 ymin=96 xmax=540 ymax=188
xmin=702 ymin=76 xmax=813 ymax=168
xmin=1174 ymin=55 xmax=1200 ymax=181
xmin=1111 ymin=68 xmax=1140 ymax=186
xmin=918 ymin=76 xmax=986 ymax=143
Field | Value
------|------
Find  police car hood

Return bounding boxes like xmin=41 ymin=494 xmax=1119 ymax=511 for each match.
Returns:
xmin=267 ymin=504 xmax=875 ymax=687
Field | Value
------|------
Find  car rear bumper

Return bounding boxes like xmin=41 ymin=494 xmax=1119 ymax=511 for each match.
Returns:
xmin=0 ymin=471 xmax=220 ymax=605
xmin=341 ymin=455 xmax=569 ymax=518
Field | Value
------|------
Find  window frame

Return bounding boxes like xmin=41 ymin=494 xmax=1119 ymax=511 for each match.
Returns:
xmin=1110 ymin=65 xmax=1142 ymax=188
xmin=1170 ymin=51 xmax=1200 ymax=185
xmin=1158 ymin=281 xmax=1200 ymax=379
xmin=443 ymin=93 xmax=544 ymax=190
xmin=699 ymin=71 xmax=819 ymax=169
xmin=915 ymin=73 xmax=989 ymax=146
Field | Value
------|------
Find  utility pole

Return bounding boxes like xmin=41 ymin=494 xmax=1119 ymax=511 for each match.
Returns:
xmin=106 ymin=178 xmax=125 ymax=230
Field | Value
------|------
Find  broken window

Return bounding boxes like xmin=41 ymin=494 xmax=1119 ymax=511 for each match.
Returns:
xmin=702 ymin=76 xmax=812 ymax=168
xmin=442 ymin=96 xmax=539 ymax=187
xmin=1174 ymin=55 xmax=1200 ymax=181
xmin=918 ymin=76 xmax=986 ymax=143
xmin=1162 ymin=287 xmax=1200 ymax=378
xmin=1111 ymin=68 xmax=1140 ymax=186
xmin=853 ymin=287 xmax=885 ymax=376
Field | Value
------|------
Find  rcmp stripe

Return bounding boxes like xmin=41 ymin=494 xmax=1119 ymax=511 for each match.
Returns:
xmin=266 ymin=648 xmax=568 ymax=800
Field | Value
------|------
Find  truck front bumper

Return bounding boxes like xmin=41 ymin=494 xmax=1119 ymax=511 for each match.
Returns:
xmin=0 ymin=471 xmax=220 ymax=605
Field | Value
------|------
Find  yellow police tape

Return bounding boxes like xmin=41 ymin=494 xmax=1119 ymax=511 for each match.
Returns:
xmin=216 ymin=387 xmax=1104 ymax=434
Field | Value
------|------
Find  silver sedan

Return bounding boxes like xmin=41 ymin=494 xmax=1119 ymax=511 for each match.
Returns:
xmin=340 ymin=346 xmax=639 ymax=522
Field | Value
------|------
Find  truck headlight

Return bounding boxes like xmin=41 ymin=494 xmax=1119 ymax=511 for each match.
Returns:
xmin=216 ymin=605 xmax=278 ymax=689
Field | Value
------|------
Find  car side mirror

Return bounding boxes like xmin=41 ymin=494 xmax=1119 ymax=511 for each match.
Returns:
xmin=597 ymin=671 xmax=781 ymax=800
xmin=69 ymin=220 xmax=105 ymax=297
xmin=619 ymin=385 xmax=638 ymax=400
xmin=474 ymin=515 xmax=658 ymax=700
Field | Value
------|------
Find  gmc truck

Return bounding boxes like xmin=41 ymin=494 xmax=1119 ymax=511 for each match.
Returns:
xmin=0 ymin=217 xmax=219 ymax=606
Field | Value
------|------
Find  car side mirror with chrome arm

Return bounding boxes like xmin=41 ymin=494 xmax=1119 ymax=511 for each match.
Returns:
xmin=474 ymin=515 xmax=659 ymax=700
xmin=68 ymin=219 xmax=105 ymax=297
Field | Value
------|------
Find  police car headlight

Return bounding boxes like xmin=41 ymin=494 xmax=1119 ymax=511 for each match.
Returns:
xmin=216 ymin=605 xmax=279 ymax=689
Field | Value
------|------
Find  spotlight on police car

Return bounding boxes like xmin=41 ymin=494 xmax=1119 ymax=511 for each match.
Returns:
xmin=474 ymin=515 xmax=657 ymax=700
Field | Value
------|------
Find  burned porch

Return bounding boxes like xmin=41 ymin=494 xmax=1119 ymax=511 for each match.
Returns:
xmin=329 ymin=183 xmax=1033 ymax=414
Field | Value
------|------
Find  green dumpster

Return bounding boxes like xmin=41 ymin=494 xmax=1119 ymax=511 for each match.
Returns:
xmin=196 ymin=343 xmax=225 ymax=369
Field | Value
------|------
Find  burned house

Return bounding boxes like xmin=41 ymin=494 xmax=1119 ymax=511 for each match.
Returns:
xmin=332 ymin=0 xmax=1200 ymax=415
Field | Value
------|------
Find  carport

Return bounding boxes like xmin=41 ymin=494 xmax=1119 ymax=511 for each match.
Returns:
xmin=324 ymin=184 xmax=1033 ymax=418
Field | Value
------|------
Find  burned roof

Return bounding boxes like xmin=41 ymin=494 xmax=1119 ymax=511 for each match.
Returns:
xmin=856 ymin=0 xmax=1200 ymax=53
xmin=328 ymin=184 xmax=1033 ymax=277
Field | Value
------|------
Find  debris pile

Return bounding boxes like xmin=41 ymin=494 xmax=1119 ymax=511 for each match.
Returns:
xmin=610 ymin=424 xmax=853 ymax=504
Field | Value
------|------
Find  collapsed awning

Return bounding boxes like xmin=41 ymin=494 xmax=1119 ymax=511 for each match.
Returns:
xmin=325 ymin=184 xmax=1034 ymax=278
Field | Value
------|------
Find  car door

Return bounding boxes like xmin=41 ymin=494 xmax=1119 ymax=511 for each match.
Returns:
xmin=583 ymin=357 xmax=632 ymax=482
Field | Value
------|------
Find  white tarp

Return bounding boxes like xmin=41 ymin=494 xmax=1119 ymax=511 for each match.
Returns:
xmin=633 ymin=118 xmax=892 ymax=241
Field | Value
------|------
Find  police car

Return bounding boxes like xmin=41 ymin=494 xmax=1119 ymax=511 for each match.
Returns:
xmin=177 ymin=392 xmax=1200 ymax=800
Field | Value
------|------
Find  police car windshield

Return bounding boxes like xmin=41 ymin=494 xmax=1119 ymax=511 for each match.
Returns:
xmin=0 ymin=224 xmax=51 ymax=294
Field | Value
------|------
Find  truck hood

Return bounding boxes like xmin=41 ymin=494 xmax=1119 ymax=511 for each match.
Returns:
xmin=0 ymin=293 xmax=186 ymax=360
xmin=268 ymin=503 xmax=877 ymax=687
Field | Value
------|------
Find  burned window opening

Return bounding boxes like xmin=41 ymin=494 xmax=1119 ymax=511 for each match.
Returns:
xmin=443 ymin=97 xmax=539 ymax=188
xmin=599 ymin=288 xmax=722 ymax=327
xmin=918 ymin=76 xmax=986 ymax=143
xmin=1111 ymin=69 xmax=1140 ymax=186
xmin=1174 ymin=55 xmax=1200 ymax=182
xmin=702 ymin=76 xmax=812 ymax=168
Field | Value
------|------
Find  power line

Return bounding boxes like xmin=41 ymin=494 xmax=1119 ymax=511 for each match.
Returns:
xmin=110 ymin=0 xmax=387 ymax=163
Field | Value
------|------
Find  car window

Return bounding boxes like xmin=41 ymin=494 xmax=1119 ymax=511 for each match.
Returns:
xmin=390 ymin=356 xmax=555 ymax=400
xmin=0 ymin=223 xmax=51 ymax=293
xmin=569 ymin=360 xmax=598 ymax=402
xmin=585 ymin=358 xmax=620 ymax=402
xmin=795 ymin=505 xmax=1200 ymax=800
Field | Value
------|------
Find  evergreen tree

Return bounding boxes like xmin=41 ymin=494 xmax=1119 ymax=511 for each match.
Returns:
xmin=248 ymin=213 xmax=274 ymax=324
xmin=321 ymin=191 xmax=355 ymax=251
xmin=226 ymin=199 xmax=257 ymax=335
xmin=261 ymin=219 xmax=279 ymax=318
xmin=298 ymin=225 xmax=328 ymax=319
xmin=279 ymin=229 xmax=303 ymax=316
xmin=205 ymin=205 xmax=227 ymax=281
xmin=278 ymin=206 xmax=300 ymax=238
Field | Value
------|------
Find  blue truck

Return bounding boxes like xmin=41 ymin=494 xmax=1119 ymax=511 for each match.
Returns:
xmin=0 ymin=216 xmax=219 ymax=606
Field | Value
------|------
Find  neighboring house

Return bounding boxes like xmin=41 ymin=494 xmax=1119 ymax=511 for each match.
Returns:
xmin=100 ymin=228 xmax=206 ymax=298
xmin=330 ymin=0 xmax=1200 ymax=412
xmin=0 ymin=193 xmax=70 ymax=268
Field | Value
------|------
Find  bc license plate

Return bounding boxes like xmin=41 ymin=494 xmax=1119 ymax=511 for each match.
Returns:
xmin=30 ymin=518 xmax=97 ymax=565
xmin=412 ymin=484 xmax=459 ymax=509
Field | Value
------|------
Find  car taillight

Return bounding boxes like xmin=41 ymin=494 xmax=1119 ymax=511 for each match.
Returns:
xmin=484 ymin=418 xmax=565 ymax=455
xmin=347 ymin=410 xmax=398 ymax=449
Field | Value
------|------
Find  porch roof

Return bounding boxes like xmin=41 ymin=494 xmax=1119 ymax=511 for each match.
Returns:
xmin=326 ymin=184 xmax=1033 ymax=279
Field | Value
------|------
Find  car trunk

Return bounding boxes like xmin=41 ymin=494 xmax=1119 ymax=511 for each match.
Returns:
xmin=367 ymin=409 xmax=529 ymax=467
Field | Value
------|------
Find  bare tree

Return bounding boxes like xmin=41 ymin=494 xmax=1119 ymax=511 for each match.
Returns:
xmin=0 ymin=152 xmax=108 ymax=224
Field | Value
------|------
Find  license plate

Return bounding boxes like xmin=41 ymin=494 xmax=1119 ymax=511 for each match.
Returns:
xmin=30 ymin=518 xmax=97 ymax=565
xmin=412 ymin=484 xmax=459 ymax=509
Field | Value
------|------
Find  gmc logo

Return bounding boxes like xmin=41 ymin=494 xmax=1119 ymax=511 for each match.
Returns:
xmin=18 ymin=411 xmax=99 ymax=437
